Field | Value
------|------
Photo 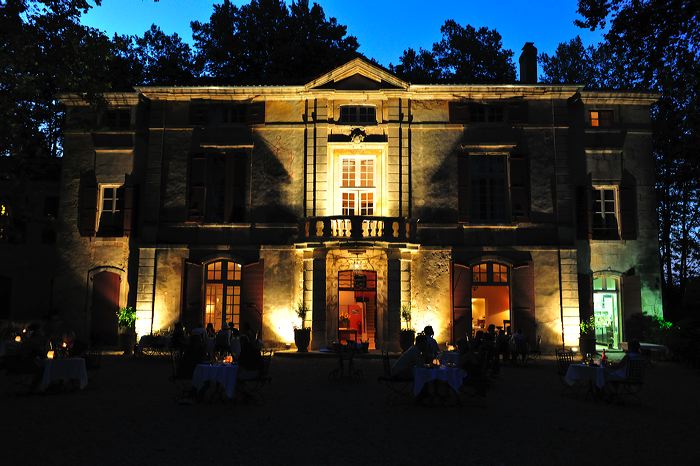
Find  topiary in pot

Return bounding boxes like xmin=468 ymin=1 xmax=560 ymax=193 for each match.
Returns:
xmin=579 ymin=314 xmax=597 ymax=356
xmin=116 ymin=306 xmax=137 ymax=356
xmin=293 ymin=300 xmax=311 ymax=352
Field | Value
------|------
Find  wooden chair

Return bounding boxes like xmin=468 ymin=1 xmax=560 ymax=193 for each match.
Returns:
xmin=377 ymin=349 xmax=413 ymax=405
xmin=607 ymin=357 xmax=647 ymax=404
xmin=236 ymin=349 xmax=273 ymax=405
xmin=555 ymin=348 xmax=577 ymax=396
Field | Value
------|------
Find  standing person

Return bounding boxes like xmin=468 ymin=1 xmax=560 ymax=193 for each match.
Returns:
xmin=484 ymin=324 xmax=499 ymax=375
xmin=423 ymin=325 xmax=440 ymax=360
xmin=496 ymin=328 xmax=510 ymax=365
xmin=512 ymin=328 xmax=528 ymax=364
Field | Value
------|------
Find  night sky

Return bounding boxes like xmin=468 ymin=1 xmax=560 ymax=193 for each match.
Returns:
xmin=81 ymin=0 xmax=606 ymax=74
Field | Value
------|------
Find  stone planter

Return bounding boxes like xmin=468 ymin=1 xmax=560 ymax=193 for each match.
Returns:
xmin=294 ymin=328 xmax=311 ymax=352
xmin=119 ymin=328 xmax=136 ymax=356
xmin=399 ymin=330 xmax=415 ymax=353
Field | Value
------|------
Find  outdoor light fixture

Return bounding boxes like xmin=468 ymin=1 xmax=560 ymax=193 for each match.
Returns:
xmin=14 ymin=335 xmax=21 ymax=343
xmin=47 ymin=350 xmax=55 ymax=359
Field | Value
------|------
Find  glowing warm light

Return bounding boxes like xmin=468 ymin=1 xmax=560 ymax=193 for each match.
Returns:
xmin=62 ymin=342 xmax=67 ymax=348
xmin=432 ymin=358 xmax=441 ymax=367
xmin=447 ymin=344 xmax=455 ymax=351
xmin=224 ymin=355 xmax=233 ymax=364
xmin=266 ymin=306 xmax=298 ymax=344
xmin=14 ymin=335 xmax=21 ymax=343
xmin=47 ymin=350 xmax=55 ymax=359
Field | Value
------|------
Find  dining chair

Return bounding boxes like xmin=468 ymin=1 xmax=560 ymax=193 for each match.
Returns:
xmin=555 ymin=348 xmax=577 ymax=396
xmin=377 ymin=349 xmax=413 ymax=405
xmin=607 ymin=357 xmax=647 ymax=404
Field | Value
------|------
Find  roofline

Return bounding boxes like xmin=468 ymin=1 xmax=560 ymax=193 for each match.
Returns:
xmin=58 ymin=86 xmax=659 ymax=106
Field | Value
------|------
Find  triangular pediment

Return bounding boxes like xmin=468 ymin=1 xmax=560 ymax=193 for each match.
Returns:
xmin=305 ymin=58 xmax=408 ymax=91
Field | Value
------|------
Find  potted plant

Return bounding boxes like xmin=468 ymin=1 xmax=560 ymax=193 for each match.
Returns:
xmin=116 ymin=305 xmax=136 ymax=355
xmin=579 ymin=314 xmax=597 ymax=356
xmin=399 ymin=304 xmax=415 ymax=352
xmin=293 ymin=300 xmax=311 ymax=352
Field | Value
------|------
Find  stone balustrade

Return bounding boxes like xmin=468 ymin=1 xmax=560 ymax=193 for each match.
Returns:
xmin=302 ymin=216 xmax=415 ymax=242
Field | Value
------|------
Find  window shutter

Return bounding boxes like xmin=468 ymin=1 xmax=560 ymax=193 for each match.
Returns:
xmin=78 ymin=173 xmax=98 ymax=236
xmin=576 ymin=186 xmax=592 ymax=240
xmin=621 ymin=274 xmax=642 ymax=339
xmin=231 ymin=154 xmax=249 ymax=222
xmin=184 ymin=262 xmax=203 ymax=329
xmin=246 ymin=103 xmax=265 ymax=124
xmin=620 ymin=173 xmax=638 ymax=240
xmin=187 ymin=155 xmax=207 ymax=221
xmin=452 ymin=263 xmax=472 ymax=342
xmin=507 ymin=101 xmax=528 ymax=125
xmin=509 ymin=153 xmax=530 ymax=221
xmin=122 ymin=185 xmax=134 ymax=236
xmin=241 ymin=261 xmax=264 ymax=337
xmin=189 ymin=101 xmax=208 ymax=126
xmin=511 ymin=262 xmax=536 ymax=346
xmin=458 ymin=155 xmax=469 ymax=221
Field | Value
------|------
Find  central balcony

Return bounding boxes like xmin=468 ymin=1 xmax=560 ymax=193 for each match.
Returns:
xmin=301 ymin=216 xmax=416 ymax=243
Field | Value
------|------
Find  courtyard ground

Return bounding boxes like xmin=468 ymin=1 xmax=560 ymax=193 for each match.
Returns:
xmin=1 ymin=353 xmax=699 ymax=466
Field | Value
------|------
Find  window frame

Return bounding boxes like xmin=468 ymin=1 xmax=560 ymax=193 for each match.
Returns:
xmin=450 ymin=102 xmax=505 ymax=124
xmin=97 ymin=184 xmax=124 ymax=236
xmin=471 ymin=262 xmax=510 ymax=286
xmin=204 ymin=260 xmax=242 ymax=331
xmin=336 ymin=155 xmax=377 ymax=216
xmin=591 ymin=185 xmax=620 ymax=239
xmin=101 ymin=108 xmax=132 ymax=130
xmin=589 ymin=109 xmax=614 ymax=128
xmin=338 ymin=105 xmax=377 ymax=126
xmin=467 ymin=154 xmax=510 ymax=224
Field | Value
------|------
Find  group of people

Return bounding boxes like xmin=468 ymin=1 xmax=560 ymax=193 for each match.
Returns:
xmin=172 ymin=321 xmax=263 ymax=381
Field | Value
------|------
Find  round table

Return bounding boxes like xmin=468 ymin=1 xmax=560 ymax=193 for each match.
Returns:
xmin=192 ymin=363 xmax=239 ymax=399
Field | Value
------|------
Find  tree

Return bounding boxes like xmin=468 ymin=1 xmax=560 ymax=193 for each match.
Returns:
xmin=134 ymin=25 xmax=200 ymax=85
xmin=539 ymin=36 xmax=602 ymax=86
xmin=389 ymin=47 xmax=441 ymax=83
xmin=191 ymin=0 xmax=359 ymax=84
xmin=391 ymin=20 xmax=516 ymax=84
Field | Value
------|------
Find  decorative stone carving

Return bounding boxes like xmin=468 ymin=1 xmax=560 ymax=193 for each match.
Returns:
xmin=350 ymin=127 xmax=366 ymax=144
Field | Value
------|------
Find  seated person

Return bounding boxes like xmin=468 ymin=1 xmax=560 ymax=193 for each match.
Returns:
xmin=229 ymin=327 xmax=242 ymax=360
xmin=177 ymin=335 xmax=206 ymax=379
xmin=171 ymin=322 xmax=187 ymax=352
xmin=423 ymin=325 xmax=440 ymax=359
xmin=214 ymin=325 xmax=231 ymax=353
xmin=607 ymin=340 xmax=644 ymax=380
xmin=237 ymin=334 xmax=262 ymax=380
xmin=391 ymin=334 xmax=428 ymax=379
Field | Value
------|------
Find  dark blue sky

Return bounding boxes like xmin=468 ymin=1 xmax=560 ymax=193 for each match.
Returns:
xmin=82 ymin=0 xmax=605 ymax=73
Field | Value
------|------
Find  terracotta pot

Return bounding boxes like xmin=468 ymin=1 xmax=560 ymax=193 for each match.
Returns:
xmin=294 ymin=328 xmax=311 ymax=352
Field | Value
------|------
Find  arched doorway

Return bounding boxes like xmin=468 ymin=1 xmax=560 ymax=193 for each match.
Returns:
xmin=470 ymin=262 xmax=511 ymax=335
xmin=593 ymin=273 xmax=622 ymax=349
xmin=91 ymin=271 xmax=120 ymax=346
xmin=338 ymin=270 xmax=377 ymax=348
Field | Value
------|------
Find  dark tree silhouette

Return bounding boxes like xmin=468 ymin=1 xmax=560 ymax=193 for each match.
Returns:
xmin=191 ymin=0 xmax=359 ymax=85
xmin=391 ymin=20 xmax=516 ymax=84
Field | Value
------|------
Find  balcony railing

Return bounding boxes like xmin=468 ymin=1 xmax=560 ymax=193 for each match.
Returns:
xmin=302 ymin=216 xmax=415 ymax=242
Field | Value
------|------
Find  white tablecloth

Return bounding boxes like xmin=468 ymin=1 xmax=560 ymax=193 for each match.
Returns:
xmin=192 ymin=363 xmax=239 ymax=399
xmin=564 ymin=364 xmax=606 ymax=388
xmin=39 ymin=358 xmax=88 ymax=391
xmin=414 ymin=366 xmax=467 ymax=396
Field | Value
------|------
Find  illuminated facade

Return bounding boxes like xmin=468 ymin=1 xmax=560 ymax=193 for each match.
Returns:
xmin=53 ymin=53 xmax=663 ymax=350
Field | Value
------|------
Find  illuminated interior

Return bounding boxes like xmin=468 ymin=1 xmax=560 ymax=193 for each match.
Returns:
xmin=338 ymin=270 xmax=377 ymax=348
xmin=593 ymin=273 xmax=621 ymax=349
xmin=204 ymin=260 xmax=241 ymax=331
xmin=471 ymin=262 xmax=511 ymax=334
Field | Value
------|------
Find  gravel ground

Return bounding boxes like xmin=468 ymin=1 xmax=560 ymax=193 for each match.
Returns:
xmin=2 ymin=354 xmax=699 ymax=466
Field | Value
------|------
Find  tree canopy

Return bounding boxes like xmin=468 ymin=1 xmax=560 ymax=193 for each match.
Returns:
xmin=390 ymin=20 xmax=516 ymax=84
xmin=191 ymin=0 xmax=359 ymax=84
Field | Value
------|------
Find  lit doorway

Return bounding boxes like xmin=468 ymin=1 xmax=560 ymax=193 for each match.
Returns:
xmin=471 ymin=263 xmax=511 ymax=335
xmin=593 ymin=273 xmax=621 ymax=349
xmin=338 ymin=270 xmax=377 ymax=348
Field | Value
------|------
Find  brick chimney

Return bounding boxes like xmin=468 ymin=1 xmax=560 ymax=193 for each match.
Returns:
xmin=519 ymin=42 xmax=537 ymax=84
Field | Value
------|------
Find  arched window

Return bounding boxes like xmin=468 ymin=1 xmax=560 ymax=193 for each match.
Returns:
xmin=204 ymin=260 xmax=242 ymax=331
xmin=471 ymin=262 xmax=509 ymax=285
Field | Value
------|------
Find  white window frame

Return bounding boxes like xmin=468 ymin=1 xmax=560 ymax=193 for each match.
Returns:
xmin=97 ymin=184 xmax=123 ymax=233
xmin=591 ymin=184 xmax=620 ymax=236
xmin=337 ymin=155 xmax=376 ymax=216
